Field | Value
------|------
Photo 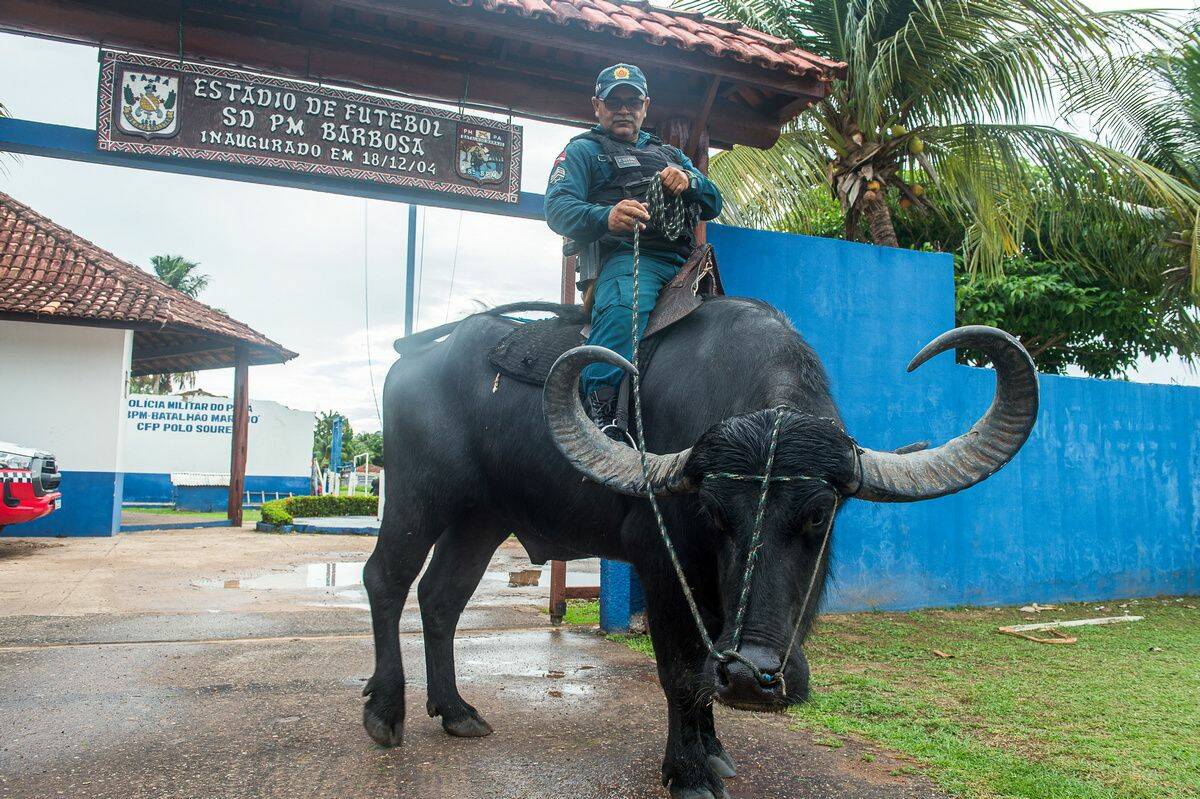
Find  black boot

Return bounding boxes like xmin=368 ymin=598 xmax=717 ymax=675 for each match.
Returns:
xmin=585 ymin=387 xmax=629 ymax=444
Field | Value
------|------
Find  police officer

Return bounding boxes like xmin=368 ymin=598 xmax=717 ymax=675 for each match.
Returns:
xmin=546 ymin=64 xmax=723 ymax=433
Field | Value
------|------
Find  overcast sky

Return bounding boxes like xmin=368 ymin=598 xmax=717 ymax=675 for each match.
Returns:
xmin=1 ymin=6 xmax=1195 ymax=433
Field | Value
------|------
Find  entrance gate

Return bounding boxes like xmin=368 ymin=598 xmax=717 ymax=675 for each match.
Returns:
xmin=0 ymin=0 xmax=841 ymax=623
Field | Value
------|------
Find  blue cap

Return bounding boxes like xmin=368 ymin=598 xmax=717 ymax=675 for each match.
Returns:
xmin=595 ymin=64 xmax=648 ymax=99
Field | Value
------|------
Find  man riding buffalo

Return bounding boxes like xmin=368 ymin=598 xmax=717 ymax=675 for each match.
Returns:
xmin=362 ymin=62 xmax=1038 ymax=799
xmin=545 ymin=63 xmax=724 ymax=436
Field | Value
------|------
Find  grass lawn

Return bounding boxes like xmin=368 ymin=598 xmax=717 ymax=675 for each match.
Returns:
xmin=543 ymin=599 xmax=603 ymax=626
xmin=123 ymin=506 xmax=263 ymax=523
xmin=611 ymin=597 xmax=1200 ymax=799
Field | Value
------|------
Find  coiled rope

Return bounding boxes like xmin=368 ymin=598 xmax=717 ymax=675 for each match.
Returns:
xmin=627 ymin=174 xmax=836 ymax=695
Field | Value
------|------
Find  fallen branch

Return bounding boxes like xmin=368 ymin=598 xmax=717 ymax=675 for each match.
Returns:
xmin=998 ymin=627 xmax=1077 ymax=645
xmin=1003 ymin=615 xmax=1144 ymax=632
xmin=997 ymin=615 xmax=1144 ymax=645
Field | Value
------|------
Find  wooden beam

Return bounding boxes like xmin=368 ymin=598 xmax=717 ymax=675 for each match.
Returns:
xmin=341 ymin=0 xmax=830 ymax=99
xmin=775 ymin=95 xmax=818 ymax=124
xmin=132 ymin=340 xmax=235 ymax=362
xmin=298 ymin=0 xmax=333 ymax=31
xmin=550 ymin=559 xmax=567 ymax=624
xmin=227 ymin=344 xmax=250 ymax=527
xmin=687 ymin=76 xmax=721 ymax=160
xmin=0 ymin=0 xmax=795 ymax=148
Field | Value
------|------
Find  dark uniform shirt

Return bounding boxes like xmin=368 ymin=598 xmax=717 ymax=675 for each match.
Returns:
xmin=544 ymin=125 xmax=723 ymax=254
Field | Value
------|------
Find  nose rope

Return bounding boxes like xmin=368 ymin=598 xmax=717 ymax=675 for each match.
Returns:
xmin=626 ymin=178 xmax=834 ymax=697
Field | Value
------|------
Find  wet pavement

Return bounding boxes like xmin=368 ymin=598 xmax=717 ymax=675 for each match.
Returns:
xmin=0 ymin=529 xmax=945 ymax=799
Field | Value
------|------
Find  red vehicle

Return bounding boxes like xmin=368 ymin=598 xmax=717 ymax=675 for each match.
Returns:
xmin=0 ymin=441 xmax=61 ymax=533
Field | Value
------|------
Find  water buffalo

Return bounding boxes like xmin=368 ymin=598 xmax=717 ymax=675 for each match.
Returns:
xmin=362 ymin=297 xmax=1037 ymax=798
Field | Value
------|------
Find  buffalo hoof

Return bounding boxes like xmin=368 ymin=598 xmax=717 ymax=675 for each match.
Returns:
xmin=441 ymin=711 xmax=493 ymax=738
xmin=363 ymin=706 xmax=404 ymax=748
xmin=707 ymin=751 xmax=737 ymax=779
xmin=669 ymin=787 xmax=730 ymax=799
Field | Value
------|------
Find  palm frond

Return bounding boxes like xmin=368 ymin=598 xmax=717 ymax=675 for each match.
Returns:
xmin=1059 ymin=16 xmax=1200 ymax=187
xmin=708 ymin=122 xmax=835 ymax=231
xmin=924 ymin=123 xmax=1200 ymax=285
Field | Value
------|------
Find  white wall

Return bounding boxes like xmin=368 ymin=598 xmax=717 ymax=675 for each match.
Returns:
xmin=121 ymin=393 xmax=314 ymax=477
xmin=0 ymin=320 xmax=131 ymax=473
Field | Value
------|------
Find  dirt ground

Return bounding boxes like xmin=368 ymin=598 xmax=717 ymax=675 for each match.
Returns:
xmin=0 ymin=527 xmax=945 ymax=799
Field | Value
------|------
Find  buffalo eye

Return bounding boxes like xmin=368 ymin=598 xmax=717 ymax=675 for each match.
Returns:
xmin=803 ymin=497 xmax=836 ymax=535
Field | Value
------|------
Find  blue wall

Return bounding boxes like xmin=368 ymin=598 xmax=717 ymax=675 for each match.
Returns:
xmin=122 ymin=473 xmax=310 ymax=504
xmin=707 ymin=223 xmax=1200 ymax=610
xmin=9 ymin=471 xmax=122 ymax=537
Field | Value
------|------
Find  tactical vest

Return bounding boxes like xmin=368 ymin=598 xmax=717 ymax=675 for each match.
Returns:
xmin=574 ymin=130 xmax=698 ymax=258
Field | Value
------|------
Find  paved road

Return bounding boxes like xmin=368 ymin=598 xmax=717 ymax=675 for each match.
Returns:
xmin=0 ymin=529 xmax=946 ymax=799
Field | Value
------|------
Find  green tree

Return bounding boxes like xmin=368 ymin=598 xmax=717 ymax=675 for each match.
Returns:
xmin=313 ymin=411 xmax=354 ymax=469
xmin=686 ymin=0 xmax=1198 ymax=280
xmin=1058 ymin=13 xmax=1199 ymax=289
xmin=350 ymin=431 xmax=384 ymax=466
xmin=893 ymin=183 xmax=1200 ymax=375
xmin=149 ymin=253 xmax=211 ymax=298
xmin=129 ymin=254 xmax=213 ymax=394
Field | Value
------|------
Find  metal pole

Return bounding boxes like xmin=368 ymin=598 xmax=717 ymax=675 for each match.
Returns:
xmin=405 ymin=203 xmax=417 ymax=336
xmin=331 ymin=417 xmax=343 ymax=473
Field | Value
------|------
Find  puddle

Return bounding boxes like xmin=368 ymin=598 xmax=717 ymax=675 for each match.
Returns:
xmin=192 ymin=558 xmax=597 ymax=611
xmin=194 ymin=561 xmax=366 ymax=590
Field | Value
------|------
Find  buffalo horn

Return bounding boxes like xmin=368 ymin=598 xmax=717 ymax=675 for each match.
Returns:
xmin=853 ymin=326 xmax=1038 ymax=502
xmin=543 ymin=346 xmax=695 ymax=496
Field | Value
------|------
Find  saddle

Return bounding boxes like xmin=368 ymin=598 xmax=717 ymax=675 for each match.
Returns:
xmin=488 ymin=245 xmax=724 ymax=386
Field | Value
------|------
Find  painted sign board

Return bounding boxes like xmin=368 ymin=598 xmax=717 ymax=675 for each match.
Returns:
xmin=97 ymin=50 xmax=523 ymax=204
xmin=122 ymin=394 xmax=315 ymax=482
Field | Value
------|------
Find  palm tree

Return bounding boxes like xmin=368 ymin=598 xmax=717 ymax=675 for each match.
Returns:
xmin=1059 ymin=14 xmax=1199 ymax=289
xmin=129 ymin=254 xmax=211 ymax=394
xmin=150 ymin=254 xmax=211 ymax=298
xmin=684 ymin=0 xmax=1199 ymax=283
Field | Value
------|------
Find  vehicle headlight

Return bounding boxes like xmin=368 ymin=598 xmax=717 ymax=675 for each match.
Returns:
xmin=0 ymin=451 xmax=34 ymax=470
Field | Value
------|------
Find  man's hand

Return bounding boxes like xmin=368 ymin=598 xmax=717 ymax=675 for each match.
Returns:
xmin=659 ymin=166 xmax=690 ymax=196
xmin=608 ymin=198 xmax=650 ymax=233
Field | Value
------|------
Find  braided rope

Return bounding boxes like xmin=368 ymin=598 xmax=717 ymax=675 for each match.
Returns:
xmin=627 ymin=175 xmax=834 ymax=693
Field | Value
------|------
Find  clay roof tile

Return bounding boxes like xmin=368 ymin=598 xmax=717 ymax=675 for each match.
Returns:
xmin=450 ymin=0 xmax=843 ymax=81
xmin=0 ymin=191 xmax=295 ymax=366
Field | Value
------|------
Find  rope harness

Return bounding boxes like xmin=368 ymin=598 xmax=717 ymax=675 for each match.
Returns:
xmin=627 ymin=175 xmax=837 ymax=697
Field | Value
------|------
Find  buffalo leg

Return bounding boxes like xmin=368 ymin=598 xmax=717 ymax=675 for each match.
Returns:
xmin=640 ymin=570 xmax=732 ymax=799
xmin=418 ymin=526 xmax=506 ymax=737
xmin=361 ymin=501 xmax=442 ymax=747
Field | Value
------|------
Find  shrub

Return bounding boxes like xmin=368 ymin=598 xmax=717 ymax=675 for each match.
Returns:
xmin=259 ymin=494 xmax=379 ymax=526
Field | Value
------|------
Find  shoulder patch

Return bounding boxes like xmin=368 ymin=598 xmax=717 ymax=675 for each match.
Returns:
xmin=554 ymin=150 xmax=567 ymax=164
xmin=549 ymin=165 xmax=567 ymax=183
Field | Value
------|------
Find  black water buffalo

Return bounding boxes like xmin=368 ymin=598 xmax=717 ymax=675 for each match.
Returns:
xmin=362 ymin=297 xmax=1037 ymax=798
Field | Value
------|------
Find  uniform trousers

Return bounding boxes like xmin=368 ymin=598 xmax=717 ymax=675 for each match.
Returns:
xmin=581 ymin=248 xmax=685 ymax=397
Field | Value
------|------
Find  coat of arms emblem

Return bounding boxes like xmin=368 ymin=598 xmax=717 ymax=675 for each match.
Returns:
xmin=456 ymin=126 xmax=508 ymax=185
xmin=117 ymin=70 xmax=180 ymax=139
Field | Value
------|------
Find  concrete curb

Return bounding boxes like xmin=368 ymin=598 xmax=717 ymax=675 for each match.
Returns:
xmin=254 ymin=520 xmax=377 ymax=536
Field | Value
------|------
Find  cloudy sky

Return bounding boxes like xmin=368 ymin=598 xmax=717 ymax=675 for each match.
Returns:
xmin=1 ymin=5 xmax=1195 ymax=432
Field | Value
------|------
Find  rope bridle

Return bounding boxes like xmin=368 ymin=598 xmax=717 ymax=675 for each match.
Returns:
xmin=627 ymin=175 xmax=836 ymax=698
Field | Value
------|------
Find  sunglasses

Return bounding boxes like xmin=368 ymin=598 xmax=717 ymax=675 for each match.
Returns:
xmin=602 ymin=95 xmax=645 ymax=112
